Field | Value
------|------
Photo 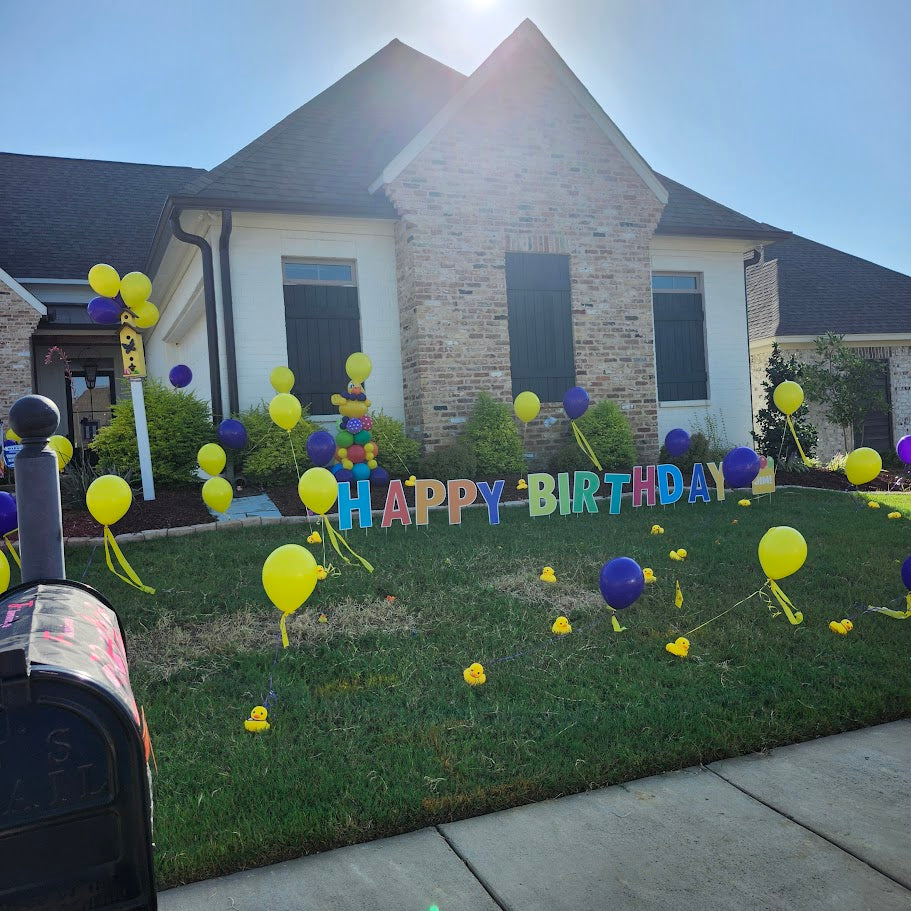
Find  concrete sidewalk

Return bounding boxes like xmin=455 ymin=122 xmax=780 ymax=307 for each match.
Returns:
xmin=159 ymin=720 xmax=911 ymax=910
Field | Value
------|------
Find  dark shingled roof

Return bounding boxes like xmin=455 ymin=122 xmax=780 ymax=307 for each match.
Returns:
xmin=0 ymin=153 xmax=205 ymax=279
xmin=656 ymin=174 xmax=786 ymax=241
xmin=747 ymin=234 xmax=911 ymax=338
xmin=175 ymin=39 xmax=466 ymax=215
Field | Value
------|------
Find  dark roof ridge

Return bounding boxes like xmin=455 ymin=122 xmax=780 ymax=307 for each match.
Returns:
xmin=179 ymin=39 xmax=465 ymax=198
xmin=0 ymin=150 xmax=202 ymax=171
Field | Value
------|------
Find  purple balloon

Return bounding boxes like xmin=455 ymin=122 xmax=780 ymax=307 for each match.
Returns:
xmin=0 ymin=491 xmax=17 ymax=536
xmin=563 ymin=386 xmax=590 ymax=421
xmin=370 ymin=467 xmax=390 ymax=486
xmin=169 ymin=364 xmax=192 ymax=388
xmin=218 ymin=419 xmax=248 ymax=449
xmin=346 ymin=418 xmax=363 ymax=435
xmin=87 ymin=296 xmax=122 ymax=324
xmin=902 ymin=556 xmax=911 ymax=591
xmin=599 ymin=557 xmax=645 ymax=610
xmin=897 ymin=435 xmax=911 ymax=465
xmin=335 ymin=468 xmax=353 ymax=483
xmin=664 ymin=428 xmax=691 ymax=457
xmin=722 ymin=446 xmax=761 ymax=488
xmin=306 ymin=430 xmax=337 ymax=467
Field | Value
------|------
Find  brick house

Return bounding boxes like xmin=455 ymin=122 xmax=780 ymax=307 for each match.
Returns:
xmin=3 ymin=20 xmax=787 ymax=462
xmin=747 ymin=234 xmax=911 ymax=459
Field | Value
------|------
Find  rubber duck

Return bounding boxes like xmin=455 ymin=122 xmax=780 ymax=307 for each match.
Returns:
xmin=517 ymin=478 xmax=528 ymax=490
xmin=738 ymin=499 xmax=751 ymax=507
xmin=405 ymin=475 xmax=416 ymax=487
xmin=867 ymin=501 xmax=881 ymax=509
xmin=552 ymin=616 xmax=572 ymax=635
xmin=650 ymin=524 xmax=665 ymax=535
xmin=318 ymin=613 xmax=328 ymax=623
xmin=244 ymin=705 xmax=271 ymax=732
xmin=669 ymin=550 xmax=682 ymax=562
xmin=665 ymin=636 xmax=690 ymax=658
xmin=643 ymin=567 xmax=656 ymax=584
xmin=307 ymin=531 xmax=322 ymax=544
xmin=829 ymin=619 xmax=854 ymax=635
xmin=463 ymin=662 xmax=487 ymax=686
xmin=888 ymin=511 xmax=902 ymax=519
xmin=676 ymin=548 xmax=687 ymax=559
xmin=316 ymin=565 xmax=328 ymax=580
xmin=540 ymin=566 xmax=557 ymax=583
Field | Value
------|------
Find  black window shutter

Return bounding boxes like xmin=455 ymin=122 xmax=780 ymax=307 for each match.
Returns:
xmin=854 ymin=359 xmax=892 ymax=451
xmin=283 ymin=284 xmax=361 ymax=414
xmin=652 ymin=292 xmax=707 ymax=401
xmin=506 ymin=253 xmax=575 ymax=402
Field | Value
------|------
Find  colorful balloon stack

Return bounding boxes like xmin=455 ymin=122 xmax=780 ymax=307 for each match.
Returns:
xmin=329 ymin=353 xmax=390 ymax=486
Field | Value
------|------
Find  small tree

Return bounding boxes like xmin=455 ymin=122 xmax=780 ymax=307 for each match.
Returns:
xmin=802 ymin=332 xmax=888 ymax=450
xmin=751 ymin=343 xmax=817 ymax=463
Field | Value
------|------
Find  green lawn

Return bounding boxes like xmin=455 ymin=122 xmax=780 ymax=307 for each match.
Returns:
xmin=69 ymin=488 xmax=911 ymax=887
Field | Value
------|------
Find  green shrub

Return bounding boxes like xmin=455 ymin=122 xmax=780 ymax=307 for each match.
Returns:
xmin=236 ymin=403 xmax=318 ymax=484
xmin=658 ymin=431 xmax=712 ymax=474
xmin=371 ymin=411 xmax=421 ymax=479
xmin=419 ymin=436 xmax=478 ymax=481
xmin=91 ymin=379 xmax=213 ymax=487
xmin=465 ymin=392 xmax=524 ymax=475
xmin=548 ymin=400 xmax=636 ymax=474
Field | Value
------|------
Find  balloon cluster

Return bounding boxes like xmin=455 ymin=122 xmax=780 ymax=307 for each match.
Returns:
xmin=325 ymin=353 xmax=389 ymax=485
xmin=199 ymin=420 xmax=248 ymax=514
xmin=87 ymin=264 xmax=160 ymax=329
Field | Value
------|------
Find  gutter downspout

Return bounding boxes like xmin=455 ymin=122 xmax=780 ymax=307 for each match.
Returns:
xmin=169 ymin=210 xmax=224 ymax=423
xmin=743 ymin=247 xmax=762 ymax=446
xmin=218 ymin=209 xmax=239 ymax=416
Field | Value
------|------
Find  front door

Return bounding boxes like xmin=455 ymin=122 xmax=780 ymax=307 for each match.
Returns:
xmin=67 ymin=371 xmax=116 ymax=454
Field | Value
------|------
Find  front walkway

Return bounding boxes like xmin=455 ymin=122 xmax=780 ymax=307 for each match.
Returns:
xmin=160 ymin=720 xmax=911 ymax=910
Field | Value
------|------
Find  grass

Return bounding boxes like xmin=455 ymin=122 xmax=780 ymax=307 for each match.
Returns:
xmin=67 ymin=488 xmax=911 ymax=887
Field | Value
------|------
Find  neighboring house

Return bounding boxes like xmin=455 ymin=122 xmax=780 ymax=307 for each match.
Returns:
xmin=2 ymin=20 xmax=787 ymax=463
xmin=747 ymin=234 xmax=911 ymax=458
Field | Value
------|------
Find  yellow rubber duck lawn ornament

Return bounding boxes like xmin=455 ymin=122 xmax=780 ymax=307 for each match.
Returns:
xmin=517 ymin=478 xmax=528 ymax=491
xmin=888 ymin=511 xmax=902 ymax=520
xmin=405 ymin=475 xmax=417 ymax=487
xmin=552 ymin=616 xmax=572 ymax=635
xmin=316 ymin=565 xmax=329 ymax=580
xmin=244 ymin=706 xmax=271 ymax=732
xmin=463 ymin=663 xmax=487 ymax=686
xmin=540 ymin=566 xmax=557 ymax=583
xmin=650 ymin=524 xmax=665 ymax=535
xmin=643 ymin=568 xmax=656 ymax=584
xmin=665 ymin=636 xmax=690 ymax=658
xmin=307 ymin=531 xmax=322 ymax=544
xmin=829 ymin=619 xmax=854 ymax=635
xmin=738 ymin=499 xmax=751 ymax=507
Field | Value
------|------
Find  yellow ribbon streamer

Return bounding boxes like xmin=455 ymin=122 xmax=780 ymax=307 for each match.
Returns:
xmin=611 ymin=614 xmax=626 ymax=632
xmin=675 ymin=580 xmax=684 ymax=608
xmin=767 ymin=578 xmax=803 ymax=625
xmin=865 ymin=594 xmax=911 ymax=620
xmin=786 ymin=415 xmax=812 ymax=466
xmin=4 ymin=531 xmax=21 ymax=569
xmin=322 ymin=516 xmax=374 ymax=573
xmin=103 ymin=526 xmax=155 ymax=594
xmin=570 ymin=420 xmax=603 ymax=472
xmin=280 ymin=613 xmax=290 ymax=648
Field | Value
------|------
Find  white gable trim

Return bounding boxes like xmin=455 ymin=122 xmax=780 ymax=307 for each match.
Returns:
xmin=750 ymin=332 xmax=911 ymax=352
xmin=0 ymin=266 xmax=47 ymax=316
xmin=368 ymin=20 xmax=668 ymax=206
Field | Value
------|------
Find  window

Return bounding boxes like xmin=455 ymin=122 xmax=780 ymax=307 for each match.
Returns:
xmin=282 ymin=260 xmax=361 ymax=414
xmin=506 ymin=253 xmax=575 ymax=402
xmin=283 ymin=261 xmax=355 ymax=285
xmin=652 ymin=272 xmax=707 ymax=402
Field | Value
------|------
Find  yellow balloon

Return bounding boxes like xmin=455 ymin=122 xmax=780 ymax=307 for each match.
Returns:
xmin=120 ymin=271 xmax=152 ymax=308
xmin=269 ymin=393 xmax=302 ymax=431
xmin=262 ymin=543 xmax=318 ymax=614
xmin=270 ymin=366 xmax=295 ymax=394
xmin=198 ymin=443 xmax=227 ymax=476
xmin=0 ymin=550 xmax=8 ymax=594
xmin=5 ymin=428 xmax=21 ymax=443
xmin=132 ymin=301 xmax=160 ymax=329
xmin=758 ymin=526 xmax=807 ymax=580
xmin=773 ymin=381 xmax=804 ymax=416
xmin=202 ymin=476 xmax=233 ymax=513
xmin=514 ymin=391 xmax=541 ymax=423
xmin=345 ymin=352 xmax=372 ymax=384
xmin=845 ymin=447 xmax=882 ymax=486
xmin=49 ymin=435 xmax=73 ymax=471
xmin=88 ymin=263 xmax=121 ymax=298
xmin=298 ymin=466 xmax=338 ymax=515
xmin=86 ymin=475 xmax=133 ymax=527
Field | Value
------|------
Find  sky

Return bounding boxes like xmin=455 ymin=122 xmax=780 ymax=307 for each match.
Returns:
xmin=3 ymin=0 xmax=910 ymax=275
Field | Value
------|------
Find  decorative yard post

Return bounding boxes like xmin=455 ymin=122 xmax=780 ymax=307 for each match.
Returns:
xmin=9 ymin=393 xmax=66 ymax=582
xmin=120 ymin=316 xmax=156 ymax=501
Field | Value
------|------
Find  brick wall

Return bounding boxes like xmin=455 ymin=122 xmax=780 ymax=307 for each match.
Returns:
xmin=0 ymin=277 xmax=40 ymax=422
xmin=383 ymin=47 xmax=665 ymax=462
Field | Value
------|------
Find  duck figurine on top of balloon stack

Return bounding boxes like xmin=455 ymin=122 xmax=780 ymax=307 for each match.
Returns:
xmin=329 ymin=353 xmax=390 ymax=486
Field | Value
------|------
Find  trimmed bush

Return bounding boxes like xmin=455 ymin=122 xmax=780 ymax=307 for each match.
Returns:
xmin=465 ymin=392 xmax=525 ymax=475
xmin=91 ymin=379 xmax=213 ymax=487
xmin=236 ymin=403 xmax=318 ymax=484
xmin=548 ymin=400 xmax=636 ymax=474
xmin=658 ymin=431 xmax=712 ymax=474
xmin=419 ymin=436 xmax=478 ymax=481
xmin=371 ymin=411 xmax=421 ymax=479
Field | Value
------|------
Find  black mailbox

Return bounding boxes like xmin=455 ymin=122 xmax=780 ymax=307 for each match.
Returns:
xmin=0 ymin=580 xmax=155 ymax=911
